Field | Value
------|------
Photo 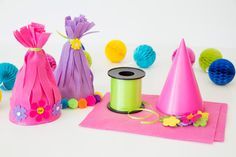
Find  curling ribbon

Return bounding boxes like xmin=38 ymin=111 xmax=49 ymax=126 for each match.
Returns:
xmin=57 ymin=31 xmax=82 ymax=50
xmin=128 ymin=102 xmax=160 ymax=125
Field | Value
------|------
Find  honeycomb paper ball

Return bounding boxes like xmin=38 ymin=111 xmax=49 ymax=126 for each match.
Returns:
xmin=84 ymin=51 xmax=92 ymax=67
xmin=105 ymin=40 xmax=127 ymax=63
xmin=208 ymin=59 xmax=235 ymax=85
xmin=0 ymin=63 xmax=18 ymax=90
xmin=68 ymin=98 xmax=78 ymax=109
xmin=199 ymin=48 xmax=223 ymax=72
xmin=46 ymin=54 xmax=57 ymax=71
xmin=172 ymin=47 xmax=195 ymax=64
xmin=133 ymin=45 xmax=156 ymax=68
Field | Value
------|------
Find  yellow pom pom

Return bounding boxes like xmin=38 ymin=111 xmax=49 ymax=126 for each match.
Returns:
xmin=95 ymin=91 xmax=103 ymax=98
xmin=105 ymin=40 xmax=127 ymax=63
xmin=70 ymin=38 xmax=82 ymax=50
xmin=0 ymin=90 xmax=2 ymax=102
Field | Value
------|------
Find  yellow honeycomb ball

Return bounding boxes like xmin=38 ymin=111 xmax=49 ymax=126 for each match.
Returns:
xmin=105 ymin=40 xmax=127 ymax=63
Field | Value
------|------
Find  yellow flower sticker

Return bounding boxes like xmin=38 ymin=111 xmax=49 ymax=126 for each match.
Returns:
xmin=70 ymin=38 xmax=82 ymax=50
xmin=162 ymin=116 xmax=180 ymax=127
xmin=197 ymin=111 xmax=209 ymax=119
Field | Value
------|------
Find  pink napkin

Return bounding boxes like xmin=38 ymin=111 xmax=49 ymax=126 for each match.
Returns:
xmin=80 ymin=93 xmax=227 ymax=144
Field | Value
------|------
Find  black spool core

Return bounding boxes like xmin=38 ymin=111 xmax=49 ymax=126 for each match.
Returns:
xmin=107 ymin=103 xmax=145 ymax=114
xmin=119 ymin=71 xmax=135 ymax=76
xmin=108 ymin=67 xmax=145 ymax=80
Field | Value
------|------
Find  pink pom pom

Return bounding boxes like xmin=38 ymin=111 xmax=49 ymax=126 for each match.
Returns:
xmin=86 ymin=95 xmax=96 ymax=106
xmin=46 ymin=54 xmax=57 ymax=71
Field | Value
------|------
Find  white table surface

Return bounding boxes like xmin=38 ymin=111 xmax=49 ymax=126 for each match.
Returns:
xmin=0 ymin=0 xmax=235 ymax=157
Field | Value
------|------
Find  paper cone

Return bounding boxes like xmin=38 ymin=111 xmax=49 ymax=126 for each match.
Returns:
xmin=156 ymin=39 xmax=202 ymax=115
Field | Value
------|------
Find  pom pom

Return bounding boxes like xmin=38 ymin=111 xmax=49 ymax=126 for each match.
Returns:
xmin=61 ymin=98 xmax=68 ymax=109
xmin=105 ymin=40 xmax=127 ymax=63
xmin=94 ymin=94 xmax=101 ymax=103
xmin=78 ymin=98 xmax=88 ymax=109
xmin=46 ymin=54 xmax=57 ymax=71
xmin=199 ymin=48 xmax=223 ymax=72
xmin=0 ymin=90 xmax=2 ymax=102
xmin=68 ymin=98 xmax=78 ymax=109
xmin=95 ymin=91 xmax=103 ymax=98
xmin=0 ymin=63 xmax=18 ymax=90
xmin=208 ymin=59 xmax=235 ymax=85
xmin=86 ymin=95 xmax=96 ymax=106
xmin=172 ymin=47 xmax=195 ymax=64
xmin=84 ymin=51 xmax=92 ymax=67
xmin=133 ymin=45 xmax=156 ymax=68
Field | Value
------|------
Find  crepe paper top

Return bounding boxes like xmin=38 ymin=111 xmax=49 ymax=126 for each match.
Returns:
xmin=157 ymin=39 xmax=202 ymax=115
xmin=55 ymin=15 xmax=95 ymax=99
xmin=10 ymin=23 xmax=61 ymax=125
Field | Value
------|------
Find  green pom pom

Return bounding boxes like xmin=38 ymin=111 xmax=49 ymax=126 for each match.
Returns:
xmin=84 ymin=51 xmax=92 ymax=67
xmin=199 ymin=48 xmax=223 ymax=72
xmin=68 ymin=98 xmax=78 ymax=109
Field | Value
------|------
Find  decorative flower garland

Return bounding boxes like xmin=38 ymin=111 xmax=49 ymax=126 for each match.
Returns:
xmin=128 ymin=105 xmax=209 ymax=128
xmin=61 ymin=92 xmax=103 ymax=109
xmin=160 ymin=110 xmax=209 ymax=127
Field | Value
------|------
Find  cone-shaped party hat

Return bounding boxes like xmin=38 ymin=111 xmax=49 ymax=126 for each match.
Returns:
xmin=156 ymin=39 xmax=202 ymax=115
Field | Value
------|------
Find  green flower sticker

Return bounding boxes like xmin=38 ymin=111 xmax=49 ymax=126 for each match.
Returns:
xmin=193 ymin=111 xmax=209 ymax=127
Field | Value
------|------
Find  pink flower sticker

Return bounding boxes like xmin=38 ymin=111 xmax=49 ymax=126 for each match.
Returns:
xmin=29 ymin=100 xmax=51 ymax=122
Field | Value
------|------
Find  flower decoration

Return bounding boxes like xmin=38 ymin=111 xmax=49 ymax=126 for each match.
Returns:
xmin=70 ymin=38 xmax=82 ymax=50
xmin=193 ymin=111 xmax=209 ymax=127
xmin=29 ymin=100 xmax=51 ymax=122
xmin=159 ymin=110 xmax=209 ymax=128
xmin=178 ymin=112 xmax=202 ymax=127
xmin=13 ymin=105 xmax=27 ymax=122
xmin=52 ymin=102 xmax=62 ymax=116
xmin=161 ymin=116 xmax=180 ymax=127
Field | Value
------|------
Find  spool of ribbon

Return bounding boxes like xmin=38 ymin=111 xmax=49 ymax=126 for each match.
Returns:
xmin=108 ymin=67 xmax=145 ymax=114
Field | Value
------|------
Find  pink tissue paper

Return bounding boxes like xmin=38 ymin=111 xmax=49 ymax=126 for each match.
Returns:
xmin=80 ymin=93 xmax=227 ymax=144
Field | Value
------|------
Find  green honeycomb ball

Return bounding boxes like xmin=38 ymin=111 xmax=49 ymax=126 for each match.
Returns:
xmin=199 ymin=48 xmax=223 ymax=72
xmin=84 ymin=51 xmax=92 ymax=67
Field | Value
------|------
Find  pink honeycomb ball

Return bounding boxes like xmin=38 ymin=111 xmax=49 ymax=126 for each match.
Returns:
xmin=172 ymin=47 xmax=195 ymax=65
xmin=46 ymin=54 xmax=57 ymax=71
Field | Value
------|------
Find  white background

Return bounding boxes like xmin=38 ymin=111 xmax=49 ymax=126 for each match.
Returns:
xmin=0 ymin=0 xmax=236 ymax=157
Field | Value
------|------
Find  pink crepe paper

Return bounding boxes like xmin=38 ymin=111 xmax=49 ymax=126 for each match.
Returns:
xmin=10 ymin=23 xmax=61 ymax=125
xmin=80 ymin=93 xmax=227 ymax=144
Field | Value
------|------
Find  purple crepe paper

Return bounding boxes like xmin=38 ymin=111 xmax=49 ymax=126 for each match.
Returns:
xmin=55 ymin=15 xmax=95 ymax=99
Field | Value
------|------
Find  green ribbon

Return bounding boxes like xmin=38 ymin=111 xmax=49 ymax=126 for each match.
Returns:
xmin=109 ymin=78 xmax=142 ymax=112
xmin=57 ymin=31 xmax=69 ymax=39
xmin=28 ymin=48 xmax=42 ymax=52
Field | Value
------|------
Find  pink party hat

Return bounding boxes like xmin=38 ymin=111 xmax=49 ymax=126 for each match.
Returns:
xmin=10 ymin=23 xmax=61 ymax=125
xmin=156 ymin=39 xmax=202 ymax=115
